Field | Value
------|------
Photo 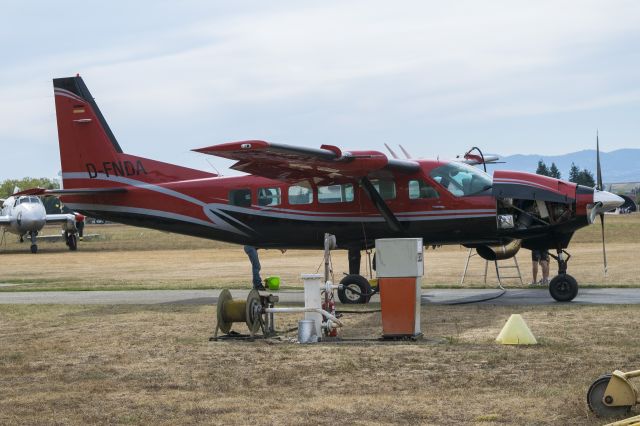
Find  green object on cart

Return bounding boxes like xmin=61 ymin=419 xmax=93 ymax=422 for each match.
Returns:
xmin=265 ymin=276 xmax=281 ymax=290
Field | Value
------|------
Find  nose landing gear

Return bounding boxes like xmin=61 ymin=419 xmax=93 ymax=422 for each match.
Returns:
xmin=548 ymin=249 xmax=578 ymax=302
xmin=29 ymin=232 xmax=38 ymax=254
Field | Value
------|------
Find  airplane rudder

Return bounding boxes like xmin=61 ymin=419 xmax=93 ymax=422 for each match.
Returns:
xmin=53 ymin=76 xmax=123 ymax=173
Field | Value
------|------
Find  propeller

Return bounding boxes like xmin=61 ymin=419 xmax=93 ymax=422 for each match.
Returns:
xmin=596 ymin=131 xmax=607 ymax=277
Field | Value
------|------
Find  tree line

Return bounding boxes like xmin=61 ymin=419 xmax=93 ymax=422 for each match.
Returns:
xmin=536 ymin=160 xmax=595 ymax=187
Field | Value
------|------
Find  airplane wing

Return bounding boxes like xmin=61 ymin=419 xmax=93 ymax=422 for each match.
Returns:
xmin=45 ymin=213 xmax=77 ymax=224
xmin=13 ymin=187 xmax=127 ymax=197
xmin=193 ymin=140 xmax=420 ymax=184
xmin=0 ymin=215 xmax=10 ymax=225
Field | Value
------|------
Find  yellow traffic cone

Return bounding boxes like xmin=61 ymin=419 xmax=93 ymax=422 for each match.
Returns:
xmin=496 ymin=314 xmax=537 ymax=345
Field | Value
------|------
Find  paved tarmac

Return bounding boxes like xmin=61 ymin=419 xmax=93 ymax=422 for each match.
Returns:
xmin=1 ymin=288 xmax=640 ymax=305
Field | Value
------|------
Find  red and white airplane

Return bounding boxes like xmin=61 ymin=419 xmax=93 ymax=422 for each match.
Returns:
xmin=20 ymin=76 xmax=624 ymax=303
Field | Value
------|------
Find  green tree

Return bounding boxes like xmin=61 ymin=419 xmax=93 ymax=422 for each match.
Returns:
xmin=549 ymin=162 xmax=561 ymax=179
xmin=535 ymin=160 xmax=550 ymax=176
xmin=576 ymin=169 xmax=596 ymax=187
xmin=568 ymin=163 xmax=580 ymax=183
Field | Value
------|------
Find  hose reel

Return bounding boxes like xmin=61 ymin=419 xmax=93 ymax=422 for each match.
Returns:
xmin=213 ymin=289 xmax=276 ymax=339
xmin=587 ymin=369 xmax=640 ymax=419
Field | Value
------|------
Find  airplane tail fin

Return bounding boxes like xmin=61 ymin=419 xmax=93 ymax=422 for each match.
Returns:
xmin=53 ymin=76 xmax=215 ymax=188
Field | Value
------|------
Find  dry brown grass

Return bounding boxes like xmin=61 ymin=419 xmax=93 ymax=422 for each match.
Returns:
xmin=1 ymin=303 xmax=639 ymax=425
xmin=1 ymin=214 xmax=638 ymax=291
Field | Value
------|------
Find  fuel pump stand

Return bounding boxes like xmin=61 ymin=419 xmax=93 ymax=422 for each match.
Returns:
xmin=375 ymin=238 xmax=424 ymax=339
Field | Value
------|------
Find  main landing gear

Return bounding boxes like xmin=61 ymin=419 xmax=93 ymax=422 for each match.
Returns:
xmin=64 ymin=231 xmax=78 ymax=251
xmin=548 ymin=248 xmax=578 ymax=302
xmin=337 ymin=249 xmax=375 ymax=304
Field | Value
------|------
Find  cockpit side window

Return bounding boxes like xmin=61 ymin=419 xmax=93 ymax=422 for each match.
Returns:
xmin=408 ymin=179 xmax=439 ymax=199
xmin=429 ymin=163 xmax=492 ymax=197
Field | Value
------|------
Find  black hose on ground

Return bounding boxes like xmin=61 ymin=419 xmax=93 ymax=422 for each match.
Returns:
xmin=442 ymin=289 xmax=507 ymax=305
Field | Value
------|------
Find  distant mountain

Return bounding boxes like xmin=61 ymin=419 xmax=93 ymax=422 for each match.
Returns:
xmin=490 ymin=149 xmax=640 ymax=184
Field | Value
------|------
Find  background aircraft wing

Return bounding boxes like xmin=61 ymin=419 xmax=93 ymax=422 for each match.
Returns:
xmin=45 ymin=214 xmax=76 ymax=224
xmin=0 ymin=215 xmax=10 ymax=225
xmin=194 ymin=140 xmax=419 ymax=184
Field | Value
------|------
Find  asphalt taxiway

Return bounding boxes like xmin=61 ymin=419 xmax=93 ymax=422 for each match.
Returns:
xmin=1 ymin=288 xmax=640 ymax=305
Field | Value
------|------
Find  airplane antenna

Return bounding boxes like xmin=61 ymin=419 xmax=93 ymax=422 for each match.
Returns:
xmin=398 ymin=144 xmax=412 ymax=159
xmin=205 ymin=159 xmax=222 ymax=177
xmin=384 ymin=143 xmax=399 ymax=159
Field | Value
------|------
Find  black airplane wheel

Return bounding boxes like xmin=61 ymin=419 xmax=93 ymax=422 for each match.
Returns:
xmin=549 ymin=274 xmax=578 ymax=302
xmin=30 ymin=244 xmax=37 ymax=254
xmin=338 ymin=274 xmax=372 ymax=304
xmin=67 ymin=234 xmax=78 ymax=251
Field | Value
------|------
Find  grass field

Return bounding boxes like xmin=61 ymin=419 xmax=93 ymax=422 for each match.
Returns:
xmin=1 ymin=303 xmax=639 ymax=424
xmin=1 ymin=215 xmax=639 ymax=424
xmin=1 ymin=213 xmax=638 ymax=291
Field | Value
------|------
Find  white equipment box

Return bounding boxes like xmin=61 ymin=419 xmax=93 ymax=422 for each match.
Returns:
xmin=375 ymin=238 xmax=424 ymax=278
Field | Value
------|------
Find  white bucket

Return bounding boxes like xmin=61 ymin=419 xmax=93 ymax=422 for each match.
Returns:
xmin=297 ymin=319 xmax=318 ymax=343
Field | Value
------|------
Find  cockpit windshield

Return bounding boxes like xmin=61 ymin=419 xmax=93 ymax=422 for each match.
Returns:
xmin=15 ymin=196 xmax=41 ymax=206
xmin=429 ymin=162 xmax=493 ymax=197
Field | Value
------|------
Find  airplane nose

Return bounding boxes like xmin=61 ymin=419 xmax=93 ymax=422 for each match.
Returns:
xmin=594 ymin=189 xmax=625 ymax=212
xmin=20 ymin=207 xmax=46 ymax=231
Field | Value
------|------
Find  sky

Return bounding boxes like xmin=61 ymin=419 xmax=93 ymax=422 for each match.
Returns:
xmin=1 ymin=0 xmax=639 ymax=180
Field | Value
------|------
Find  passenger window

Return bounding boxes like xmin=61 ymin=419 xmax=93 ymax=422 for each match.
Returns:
xmin=228 ymin=189 xmax=252 ymax=207
xmin=258 ymin=187 xmax=281 ymax=206
xmin=288 ymin=183 xmax=313 ymax=205
xmin=408 ymin=180 xmax=439 ymax=199
xmin=318 ymin=184 xmax=354 ymax=203
xmin=370 ymin=179 xmax=396 ymax=200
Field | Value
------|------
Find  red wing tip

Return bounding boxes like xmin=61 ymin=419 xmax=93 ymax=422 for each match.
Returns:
xmin=192 ymin=140 xmax=269 ymax=153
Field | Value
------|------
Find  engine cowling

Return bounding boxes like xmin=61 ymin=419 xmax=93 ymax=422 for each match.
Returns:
xmin=475 ymin=239 xmax=521 ymax=261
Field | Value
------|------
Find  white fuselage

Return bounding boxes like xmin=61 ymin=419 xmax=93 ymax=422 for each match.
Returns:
xmin=1 ymin=196 xmax=47 ymax=236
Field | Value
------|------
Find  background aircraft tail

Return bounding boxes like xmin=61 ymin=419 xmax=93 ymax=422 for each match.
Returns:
xmin=53 ymin=76 xmax=216 ymax=188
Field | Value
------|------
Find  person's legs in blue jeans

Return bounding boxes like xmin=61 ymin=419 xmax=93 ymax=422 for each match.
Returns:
xmin=243 ymin=246 xmax=263 ymax=288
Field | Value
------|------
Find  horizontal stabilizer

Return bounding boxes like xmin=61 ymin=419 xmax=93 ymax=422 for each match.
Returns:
xmin=14 ymin=187 xmax=127 ymax=197
xmin=457 ymin=153 xmax=501 ymax=165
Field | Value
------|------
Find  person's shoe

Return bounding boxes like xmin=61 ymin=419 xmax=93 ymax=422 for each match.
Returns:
xmin=528 ymin=281 xmax=538 ymax=287
xmin=541 ymin=278 xmax=549 ymax=286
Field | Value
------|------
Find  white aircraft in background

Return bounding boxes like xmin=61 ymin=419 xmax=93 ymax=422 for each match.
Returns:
xmin=0 ymin=194 xmax=78 ymax=253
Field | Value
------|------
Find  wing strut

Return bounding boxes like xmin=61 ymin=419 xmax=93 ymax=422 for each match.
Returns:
xmin=358 ymin=177 xmax=404 ymax=233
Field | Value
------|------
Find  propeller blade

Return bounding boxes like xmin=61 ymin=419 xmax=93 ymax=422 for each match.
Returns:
xmin=600 ymin=212 xmax=607 ymax=277
xmin=596 ymin=131 xmax=603 ymax=191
